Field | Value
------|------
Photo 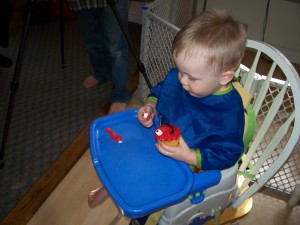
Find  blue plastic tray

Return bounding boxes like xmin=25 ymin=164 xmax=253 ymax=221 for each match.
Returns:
xmin=89 ymin=108 xmax=193 ymax=218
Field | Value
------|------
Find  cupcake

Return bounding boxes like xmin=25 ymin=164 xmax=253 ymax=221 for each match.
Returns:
xmin=154 ymin=124 xmax=181 ymax=146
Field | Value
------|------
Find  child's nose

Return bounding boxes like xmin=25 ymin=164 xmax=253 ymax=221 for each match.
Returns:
xmin=180 ymin=74 xmax=189 ymax=85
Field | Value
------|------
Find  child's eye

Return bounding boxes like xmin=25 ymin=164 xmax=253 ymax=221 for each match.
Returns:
xmin=188 ymin=77 xmax=196 ymax=81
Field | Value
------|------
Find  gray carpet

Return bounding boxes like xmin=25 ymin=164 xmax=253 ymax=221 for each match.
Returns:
xmin=0 ymin=17 xmax=141 ymax=220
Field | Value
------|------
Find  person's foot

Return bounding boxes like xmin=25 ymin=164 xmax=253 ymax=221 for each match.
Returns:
xmin=83 ymin=75 xmax=99 ymax=88
xmin=88 ymin=187 xmax=109 ymax=208
xmin=0 ymin=53 xmax=12 ymax=68
xmin=108 ymin=102 xmax=127 ymax=114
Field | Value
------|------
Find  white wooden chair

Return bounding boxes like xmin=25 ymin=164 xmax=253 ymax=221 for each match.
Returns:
xmin=232 ymin=40 xmax=300 ymax=208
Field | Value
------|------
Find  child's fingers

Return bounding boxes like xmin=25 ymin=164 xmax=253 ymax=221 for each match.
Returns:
xmin=142 ymin=112 xmax=151 ymax=120
xmin=156 ymin=141 xmax=174 ymax=154
xmin=138 ymin=107 xmax=151 ymax=119
xmin=142 ymin=105 xmax=154 ymax=120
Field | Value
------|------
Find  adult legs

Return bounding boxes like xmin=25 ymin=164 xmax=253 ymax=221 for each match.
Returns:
xmin=75 ymin=1 xmax=131 ymax=113
xmin=98 ymin=0 xmax=131 ymax=104
xmin=75 ymin=9 xmax=111 ymax=85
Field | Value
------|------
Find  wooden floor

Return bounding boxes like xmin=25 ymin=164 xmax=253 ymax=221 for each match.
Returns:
xmin=27 ymin=149 xmax=131 ymax=225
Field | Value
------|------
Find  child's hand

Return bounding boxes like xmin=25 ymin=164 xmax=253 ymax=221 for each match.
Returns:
xmin=137 ymin=105 xmax=155 ymax=128
xmin=155 ymin=136 xmax=197 ymax=166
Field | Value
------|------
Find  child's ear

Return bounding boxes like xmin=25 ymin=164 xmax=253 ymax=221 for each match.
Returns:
xmin=219 ymin=70 xmax=234 ymax=85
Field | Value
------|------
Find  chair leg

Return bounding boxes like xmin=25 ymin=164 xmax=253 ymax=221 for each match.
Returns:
xmin=204 ymin=197 xmax=253 ymax=225
xmin=108 ymin=212 xmax=123 ymax=225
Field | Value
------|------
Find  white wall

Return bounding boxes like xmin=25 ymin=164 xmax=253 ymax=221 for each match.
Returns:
xmin=196 ymin=0 xmax=300 ymax=64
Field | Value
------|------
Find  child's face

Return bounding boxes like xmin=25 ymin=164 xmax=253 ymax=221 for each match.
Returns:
xmin=173 ymin=52 xmax=223 ymax=98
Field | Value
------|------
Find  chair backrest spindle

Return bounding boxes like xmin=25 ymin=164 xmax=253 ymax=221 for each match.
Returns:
xmin=252 ymin=62 xmax=277 ymax=114
xmin=240 ymin=111 xmax=295 ymax=190
xmin=243 ymin=50 xmax=261 ymax=93
xmin=239 ymin=81 xmax=289 ymax=172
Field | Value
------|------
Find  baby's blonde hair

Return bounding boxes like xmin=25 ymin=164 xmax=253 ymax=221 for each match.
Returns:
xmin=172 ymin=10 xmax=247 ymax=73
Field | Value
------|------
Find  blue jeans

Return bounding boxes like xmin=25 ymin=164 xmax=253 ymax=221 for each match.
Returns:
xmin=75 ymin=1 xmax=131 ymax=103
